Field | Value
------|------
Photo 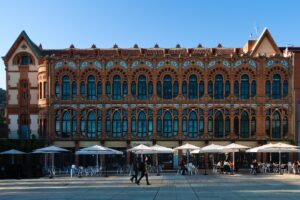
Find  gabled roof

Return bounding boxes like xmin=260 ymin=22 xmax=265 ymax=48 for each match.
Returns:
xmin=250 ymin=28 xmax=281 ymax=56
xmin=2 ymin=30 xmax=41 ymax=62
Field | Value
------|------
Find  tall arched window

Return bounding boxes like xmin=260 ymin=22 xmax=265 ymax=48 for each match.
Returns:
xmin=208 ymin=117 xmax=213 ymax=137
xmin=123 ymin=81 xmax=128 ymax=96
xmin=189 ymin=75 xmax=198 ymax=99
xmin=80 ymin=111 xmax=86 ymax=137
xmin=283 ymin=80 xmax=288 ymax=97
xmin=131 ymin=116 xmax=136 ymax=137
xmin=97 ymin=82 xmax=102 ymax=98
xmin=138 ymin=111 xmax=147 ymax=137
xmin=87 ymin=112 xmax=96 ymax=138
xmin=199 ymin=81 xmax=204 ymax=98
xmin=131 ymin=81 xmax=136 ymax=97
xmin=112 ymin=112 xmax=121 ymax=137
xmin=182 ymin=81 xmax=187 ymax=97
xmin=251 ymin=80 xmax=256 ymax=97
xmin=283 ymin=116 xmax=288 ymax=138
xmin=72 ymin=110 xmax=76 ymax=136
xmin=251 ymin=117 xmax=256 ymax=137
xmin=62 ymin=111 xmax=71 ymax=137
xmin=240 ymin=74 xmax=249 ymax=99
xmin=123 ymin=117 xmax=127 ymax=136
xmin=272 ymin=74 xmax=281 ymax=99
xmin=225 ymin=117 xmax=230 ymax=137
xmin=157 ymin=116 xmax=162 ymax=135
xmin=80 ymin=81 xmax=85 ymax=97
xmin=272 ymin=111 xmax=281 ymax=138
xmin=148 ymin=117 xmax=153 ymax=136
xmin=148 ymin=81 xmax=153 ymax=97
xmin=62 ymin=76 xmax=70 ymax=100
xmin=182 ymin=116 xmax=187 ymax=136
xmin=173 ymin=81 xmax=179 ymax=98
xmin=106 ymin=82 xmax=111 ymax=97
xmin=214 ymin=74 xmax=223 ymax=99
xmin=112 ymin=75 xmax=121 ymax=100
xmin=163 ymin=111 xmax=172 ymax=137
xmin=208 ymin=81 xmax=213 ymax=97
xmin=225 ymin=81 xmax=230 ymax=97
xmin=97 ymin=113 xmax=102 ymax=137
xmin=174 ymin=117 xmax=178 ymax=136
xmin=234 ymin=117 xmax=239 ymax=137
xmin=72 ymin=81 xmax=77 ymax=99
xmin=240 ymin=111 xmax=249 ymax=138
xmin=234 ymin=81 xmax=239 ymax=97
xmin=188 ymin=111 xmax=198 ymax=138
xmin=157 ymin=81 xmax=162 ymax=98
xmin=265 ymin=117 xmax=271 ymax=137
xmin=163 ymin=75 xmax=172 ymax=99
xmin=138 ymin=75 xmax=147 ymax=100
xmin=214 ymin=111 xmax=223 ymax=138
xmin=265 ymin=80 xmax=271 ymax=98
xmin=87 ymin=76 xmax=96 ymax=100
xmin=55 ymin=81 xmax=60 ymax=98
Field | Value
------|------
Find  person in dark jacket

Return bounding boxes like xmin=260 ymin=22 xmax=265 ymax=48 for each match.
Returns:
xmin=130 ymin=155 xmax=139 ymax=183
xmin=136 ymin=156 xmax=151 ymax=185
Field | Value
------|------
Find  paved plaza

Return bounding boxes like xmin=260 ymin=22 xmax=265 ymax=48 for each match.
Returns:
xmin=0 ymin=173 xmax=300 ymax=200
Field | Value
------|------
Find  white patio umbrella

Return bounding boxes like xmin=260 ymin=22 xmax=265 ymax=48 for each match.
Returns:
xmin=222 ymin=143 xmax=250 ymax=173
xmin=174 ymin=143 xmax=200 ymax=165
xmin=0 ymin=149 xmax=27 ymax=164
xmin=246 ymin=143 xmax=274 ymax=161
xmin=257 ymin=143 xmax=300 ymax=167
xmin=150 ymin=144 xmax=174 ymax=175
xmin=76 ymin=145 xmax=123 ymax=170
xmin=127 ymin=144 xmax=156 ymax=154
xmin=33 ymin=145 xmax=69 ymax=177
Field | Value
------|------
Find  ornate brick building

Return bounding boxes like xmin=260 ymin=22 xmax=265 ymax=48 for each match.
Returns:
xmin=2 ymin=29 xmax=297 ymax=165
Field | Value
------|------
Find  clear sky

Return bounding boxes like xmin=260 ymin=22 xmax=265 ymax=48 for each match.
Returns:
xmin=1 ymin=0 xmax=300 ymax=89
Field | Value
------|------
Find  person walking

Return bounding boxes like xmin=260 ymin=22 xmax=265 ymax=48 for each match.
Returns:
xmin=136 ymin=156 xmax=151 ymax=185
xmin=130 ymin=155 xmax=139 ymax=183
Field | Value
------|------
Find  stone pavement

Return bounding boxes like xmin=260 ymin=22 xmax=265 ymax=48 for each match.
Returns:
xmin=0 ymin=173 xmax=300 ymax=200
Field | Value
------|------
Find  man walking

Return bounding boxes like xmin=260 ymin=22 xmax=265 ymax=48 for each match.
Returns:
xmin=130 ymin=155 xmax=139 ymax=183
xmin=136 ymin=156 xmax=151 ymax=185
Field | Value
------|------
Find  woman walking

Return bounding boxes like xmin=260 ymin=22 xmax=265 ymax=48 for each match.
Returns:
xmin=136 ymin=156 xmax=151 ymax=185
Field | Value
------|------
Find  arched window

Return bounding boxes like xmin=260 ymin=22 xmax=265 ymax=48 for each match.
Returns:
xmin=234 ymin=117 xmax=239 ymax=137
xmin=72 ymin=81 xmax=77 ymax=99
xmin=106 ymin=116 xmax=111 ymax=136
xmin=234 ymin=81 xmax=239 ymax=97
xmin=106 ymin=81 xmax=111 ymax=96
xmin=208 ymin=117 xmax=213 ymax=137
xmin=97 ymin=82 xmax=102 ymax=98
xmin=55 ymin=111 xmax=60 ymax=136
xmin=173 ymin=81 xmax=179 ymax=98
xmin=208 ymin=81 xmax=213 ymax=97
xmin=272 ymin=74 xmax=281 ymax=99
xmin=138 ymin=111 xmax=147 ymax=137
xmin=80 ymin=81 xmax=85 ymax=97
xmin=131 ymin=81 xmax=136 ymax=97
xmin=148 ymin=117 xmax=153 ymax=136
xmin=214 ymin=74 xmax=223 ymax=99
xmin=80 ymin=111 xmax=85 ymax=137
xmin=225 ymin=81 xmax=230 ymax=97
xmin=148 ymin=81 xmax=153 ymax=97
xmin=87 ymin=76 xmax=96 ymax=100
xmin=62 ymin=76 xmax=70 ymax=100
xmin=163 ymin=75 xmax=172 ymax=99
xmin=240 ymin=74 xmax=249 ymax=99
xmin=123 ymin=117 xmax=127 ymax=136
xmin=87 ymin=111 xmax=96 ymax=138
xmin=174 ymin=117 xmax=178 ymax=136
xmin=265 ymin=80 xmax=271 ymax=98
xmin=163 ymin=111 xmax=172 ymax=137
xmin=225 ymin=117 xmax=230 ymax=137
xmin=112 ymin=75 xmax=121 ymax=100
xmin=199 ymin=81 xmax=204 ymax=98
xmin=112 ymin=112 xmax=121 ymax=137
xmin=240 ymin=111 xmax=249 ymax=138
xmin=55 ymin=81 xmax=60 ymax=98
xmin=283 ymin=116 xmax=288 ymax=138
xmin=182 ymin=81 xmax=187 ymax=97
xmin=157 ymin=117 xmax=162 ymax=135
xmin=97 ymin=114 xmax=102 ymax=137
xmin=199 ymin=116 xmax=204 ymax=136
xmin=251 ymin=117 xmax=256 ymax=137
xmin=182 ymin=116 xmax=187 ymax=136
xmin=157 ymin=81 xmax=162 ymax=98
xmin=123 ymin=81 xmax=128 ymax=96
xmin=214 ymin=111 xmax=223 ymax=138
xmin=251 ymin=80 xmax=256 ymax=97
xmin=72 ymin=110 xmax=76 ymax=136
xmin=131 ymin=116 xmax=136 ymax=137
xmin=189 ymin=75 xmax=198 ymax=99
xmin=272 ymin=111 xmax=281 ymax=138
xmin=21 ymin=55 xmax=30 ymax=65
xmin=265 ymin=117 xmax=271 ymax=137
xmin=188 ymin=111 xmax=198 ymax=138
xmin=283 ymin=80 xmax=288 ymax=97
xmin=138 ymin=75 xmax=147 ymax=100
xmin=62 ymin=111 xmax=71 ymax=137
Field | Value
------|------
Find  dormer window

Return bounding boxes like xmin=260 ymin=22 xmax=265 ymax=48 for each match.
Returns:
xmin=21 ymin=55 xmax=30 ymax=65
xmin=13 ymin=52 xmax=34 ymax=65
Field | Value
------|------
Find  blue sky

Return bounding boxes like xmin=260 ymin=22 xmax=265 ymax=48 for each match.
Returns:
xmin=1 ymin=0 xmax=300 ymax=89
